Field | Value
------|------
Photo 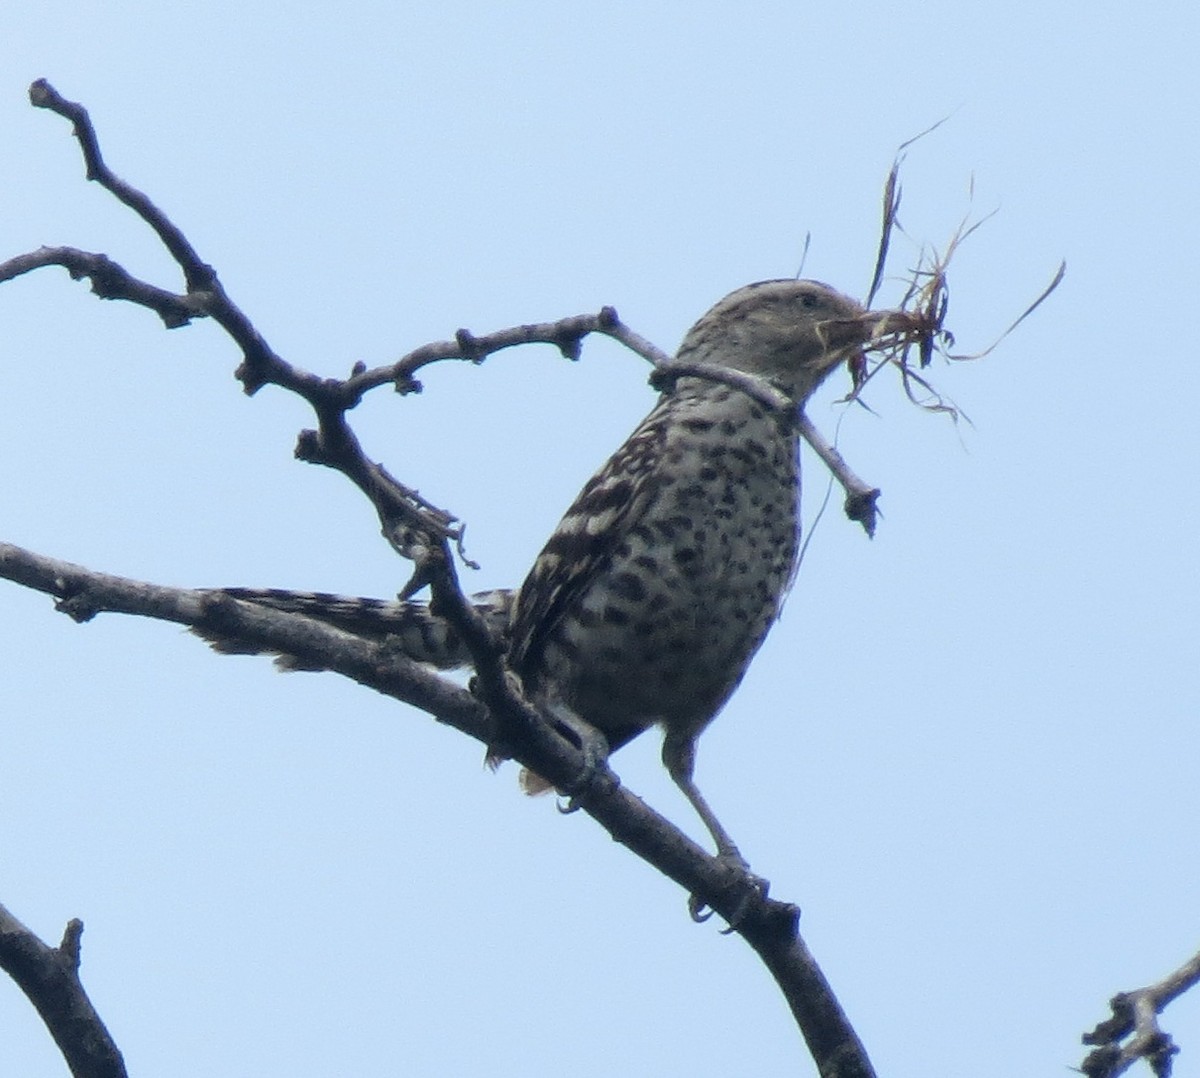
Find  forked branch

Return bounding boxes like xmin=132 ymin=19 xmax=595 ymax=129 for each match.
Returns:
xmin=1 ymin=81 xmax=889 ymax=1078
xmin=1081 ymin=948 xmax=1200 ymax=1077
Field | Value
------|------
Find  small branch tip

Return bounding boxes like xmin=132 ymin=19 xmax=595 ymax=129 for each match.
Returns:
xmin=455 ymin=328 xmax=482 ymax=361
xmin=59 ymin=919 xmax=84 ymax=968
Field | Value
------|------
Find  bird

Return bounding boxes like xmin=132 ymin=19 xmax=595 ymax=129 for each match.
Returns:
xmin=206 ymin=279 xmax=889 ymax=868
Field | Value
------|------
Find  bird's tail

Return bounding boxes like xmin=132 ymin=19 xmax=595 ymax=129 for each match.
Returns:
xmin=195 ymin=586 xmax=516 ymax=671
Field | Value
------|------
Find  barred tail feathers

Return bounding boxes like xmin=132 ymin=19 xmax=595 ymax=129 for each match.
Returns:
xmin=197 ymin=587 xmax=515 ymax=670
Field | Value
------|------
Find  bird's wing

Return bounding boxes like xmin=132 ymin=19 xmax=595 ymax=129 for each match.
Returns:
xmin=508 ymin=398 xmax=672 ymax=679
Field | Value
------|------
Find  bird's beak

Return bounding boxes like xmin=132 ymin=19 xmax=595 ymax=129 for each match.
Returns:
xmin=827 ymin=308 xmax=910 ymax=345
xmin=814 ymin=309 xmax=885 ymax=367
xmin=815 ymin=308 xmax=914 ymax=381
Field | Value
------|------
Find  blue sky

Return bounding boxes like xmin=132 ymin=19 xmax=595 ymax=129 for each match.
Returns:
xmin=1 ymin=3 xmax=1197 ymax=1076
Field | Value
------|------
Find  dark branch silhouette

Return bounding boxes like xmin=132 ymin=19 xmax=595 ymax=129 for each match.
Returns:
xmin=0 ymin=904 xmax=127 ymax=1078
xmin=1081 ymin=948 xmax=1200 ymax=1077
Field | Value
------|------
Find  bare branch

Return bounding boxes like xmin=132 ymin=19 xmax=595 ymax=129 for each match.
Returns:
xmin=0 ymin=246 xmax=202 ymax=328
xmin=0 ymin=903 xmax=126 ymax=1078
xmin=29 ymin=80 xmax=211 ymax=291
xmin=796 ymin=413 xmax=881 ymax=536
xmin=1081 ymin=948 xmax=1200 ymax=1077
xmin=27 ymin=79 xmax=293 ymax=397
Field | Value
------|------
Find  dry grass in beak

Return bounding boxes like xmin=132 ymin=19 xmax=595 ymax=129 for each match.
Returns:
xmin=850 ymin=147 xmax=1065 ymax=422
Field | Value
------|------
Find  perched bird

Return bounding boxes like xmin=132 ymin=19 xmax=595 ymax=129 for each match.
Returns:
xmin=209 ymin=280 xmax=889 ymax=865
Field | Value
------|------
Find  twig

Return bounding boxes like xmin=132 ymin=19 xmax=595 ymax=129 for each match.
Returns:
xmin=29 ymin=80 xmax=213 ymax=292
xmin=27 ymin=80 xmax=289 ymax=397
xmin=1081 ymin=948 xmax=1200 ymax=1077
xmin=796 ymin=413 xmax=881 ymax=536
xmin=0 ymin=247 xmax=202 ymax=327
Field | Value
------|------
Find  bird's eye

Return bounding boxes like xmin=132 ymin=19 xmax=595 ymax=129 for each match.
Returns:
xmin=799 ymin=292 xmax=819 ymax=309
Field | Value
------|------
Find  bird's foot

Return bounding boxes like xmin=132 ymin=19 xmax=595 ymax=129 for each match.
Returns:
xmin=688 ymin=850 xmax=769 ymax=931
xmin=556 ymin=752 xmax=618 ymax=814
xmin=547 ymin=708 xmax=614 ymax=813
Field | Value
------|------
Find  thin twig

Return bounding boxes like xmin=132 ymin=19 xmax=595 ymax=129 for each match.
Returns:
xmin=0 ymin=246 xmax=202 ymax=327
xmin=796 ymin=413 xmax=881 ymax=536
xmin=29 ymin=80 xmax=213 ymax=292
xmin=1081 ymin=948 xmax=1200 ymax=1077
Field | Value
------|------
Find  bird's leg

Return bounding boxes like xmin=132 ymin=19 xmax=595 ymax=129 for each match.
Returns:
xmin=662 ymin=734 xmax=768 ymax=926
xmin=662 ymin=732 xmax=746 ymax=864
xmin=542 ymin=699 xmax=612 ymax=811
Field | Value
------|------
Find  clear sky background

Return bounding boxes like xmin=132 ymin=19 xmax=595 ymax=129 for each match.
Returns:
xmin=1 ymin=4 xmax=1197 ymax=1076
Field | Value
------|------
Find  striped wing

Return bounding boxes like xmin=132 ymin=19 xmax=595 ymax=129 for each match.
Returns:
xmin=508 ymin=401 xmax=671 ymax=684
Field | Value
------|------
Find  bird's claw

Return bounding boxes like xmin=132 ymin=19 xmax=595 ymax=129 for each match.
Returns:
xmin=555 ymin=746 xmax=603 ymax=813
xmin=555 ymin=756 xmax=618 ymax=812
xmin=556 ymin=789 xmax=586 ymax=814
xmin=688 ymin=857 xmax=769 ymax=931
xmin=688 ymin=893 xmax=715 ymax=923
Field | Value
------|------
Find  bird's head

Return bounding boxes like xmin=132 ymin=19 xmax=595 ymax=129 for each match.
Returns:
xmin=677 ymin=279 xmax=890 ymax=401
